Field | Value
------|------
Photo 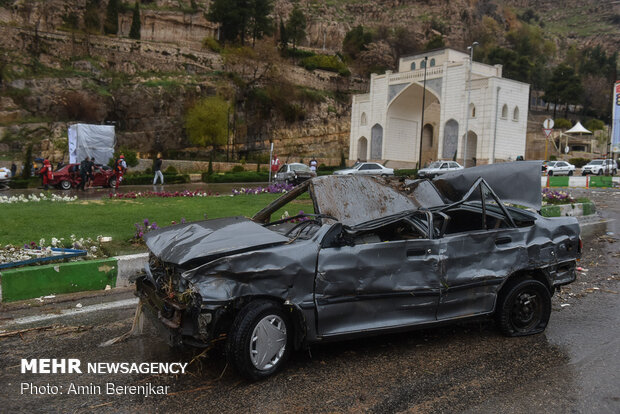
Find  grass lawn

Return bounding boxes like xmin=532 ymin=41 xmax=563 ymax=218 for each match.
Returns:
xmin=0 ymin=194 xmax=313 ymax=255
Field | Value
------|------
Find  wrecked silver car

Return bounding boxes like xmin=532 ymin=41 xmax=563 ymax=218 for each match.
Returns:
xmin=136 ymin=161 xmax=580 ymax=380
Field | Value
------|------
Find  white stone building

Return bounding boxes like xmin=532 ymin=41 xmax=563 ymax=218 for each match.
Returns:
xmin=349 ymin=48 xmax=530 ymax=167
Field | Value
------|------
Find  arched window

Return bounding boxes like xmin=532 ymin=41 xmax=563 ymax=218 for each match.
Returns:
xmin=501 ymin=104 xmax=508 ymax=119
xmin=469 ymin=103 xmax=476 ymax=118
xmin=430 ymin=58 xmax=436 ymax=67
xmin=513 ymin=106 xmax=519 ymax=121
xmin=410 ymin=62 xmax=416 ymax=71
xmin=361 ymin=112 xmax=367 ymax=126
xmin=421 ymin=59 xmax=426 ymax=69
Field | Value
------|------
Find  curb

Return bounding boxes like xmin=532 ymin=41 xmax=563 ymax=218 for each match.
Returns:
xmin=540 ymin=202 xmax=596 ymax=218
xmin=0 ymin=253 xmax=148 ymax=303
xmin=541 ymin=176 xmax=620 ymax=188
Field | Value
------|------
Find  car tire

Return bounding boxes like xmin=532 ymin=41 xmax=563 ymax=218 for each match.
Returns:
xmin=226 ymin=300 xmax=292 ymax=381
xmin=597 ymin=170 xmax=602 ymax=176
xmin=380 ymin=174 xmax=388 ymax=178
xmin=548 ymin=170 xmax=553 ymax=176
xmin=495 ymin=278 xmax=551 ymax=337
xmin=60 ymin=180 xmax=72 ymax=190
xmin=568 ymin=170 xmax=573 ymax=176
xmin=108 ymin=177 xmax=116 ymax=188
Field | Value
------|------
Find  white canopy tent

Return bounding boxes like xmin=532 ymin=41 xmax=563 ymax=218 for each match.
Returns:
xmin=68 ymin=124 xmax=116 ymax=164
xmin=564 ymin=121 xmax=592 ymax=135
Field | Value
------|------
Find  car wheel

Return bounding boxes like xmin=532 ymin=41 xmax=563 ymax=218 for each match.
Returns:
xmin=226 ymin=300 xmax=292 ymax=381
xmin=108 ymin=177 xmax=116 ymax=188
xmin=568 ymin=170 xmax=573 ymax=176
xmin=597 ymin=170 xmax=602 ymax=176
xmin=548 ymin=170 xmax=553 ymax=176
xmin=380 ymin=174 xmax=388 ymax=178
xmin=496 ymin=278 xmax=551 ymax=337
xmin=60 ymin=180 xmax=72 ymax=190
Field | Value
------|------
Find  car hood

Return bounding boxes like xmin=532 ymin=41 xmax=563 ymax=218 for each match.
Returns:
xmin=432 ymin=161 xmax=542 ymax=210
xmin=145 ymin=216 xmax=290 ymax=266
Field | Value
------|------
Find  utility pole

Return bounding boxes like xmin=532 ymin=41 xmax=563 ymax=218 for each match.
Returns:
xmin=417 ymin=56 xmax=428 ymax=169
xmin=463 ymin=41 xmax=478 ymax=167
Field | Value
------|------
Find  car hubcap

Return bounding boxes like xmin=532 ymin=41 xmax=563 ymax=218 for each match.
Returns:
xmin=250 ymin=315 xmax=287 ymax=371
xmin=511 ymin=291 xmax=541 ymax=330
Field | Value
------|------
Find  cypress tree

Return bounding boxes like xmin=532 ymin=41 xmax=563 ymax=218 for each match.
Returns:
xmin=129 ymin=2 xmax=141 ymax=40
xmin=104 ymin=0 xmax=119 ymax=35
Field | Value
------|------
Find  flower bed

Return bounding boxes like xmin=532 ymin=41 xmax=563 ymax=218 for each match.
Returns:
xmin=108 ymin=183 xmax=293 ymax=199
xmin=0 ymin=193 xmax=78 ymax=204
xmin=0 ymin=235 xmax=106 ymax=267
xmin=542 ymin=188 xmax=575 ymax=205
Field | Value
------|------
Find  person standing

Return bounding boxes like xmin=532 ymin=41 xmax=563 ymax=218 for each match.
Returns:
xmin=87 ymin=157 xmax=95 ymax=188
xmin=153 ymin=156 xmax=164 ymax=185
xmin=114 ymin=154 xmax=127 ymax=189
xmin=10 ymin=163 xmax=16 ymax=177
xmin=77 ymin=157 xmax=89 ymax=191
xmin=39 ymin=159 xmax=53 ymax=190
xmin=309 ymin=157 xmax=318 ymax=173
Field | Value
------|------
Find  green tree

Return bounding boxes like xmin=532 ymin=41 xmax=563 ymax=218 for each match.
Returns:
xmin=22 ymin=143 xmax=33 ymax=179
xmin=129 ymin=1 xmax=141 ymax=40
xmin=279 ymin=17 xmax=288 ymax=50
xmin=185 ymin=96 xmax=230 ymax=148
xmin=342 ymin=25 xmax=372 ymax=61
xmin=104 ymin=0 xmax=119 ymax=35
xmin=83 ymin=0 xmax=101 ymax=34
xmin=248 ymin=0 xmax=273 ymax=46
xmin=286 ymin=6 xmax=306 ymax=50
xmin=543 ymin=64 xmax=583 ymax=118
xmin=207 ymin=0 xmax=250 ymax=45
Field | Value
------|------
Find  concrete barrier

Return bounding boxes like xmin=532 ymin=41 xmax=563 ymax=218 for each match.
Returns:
xmin=0 ymin=254 xmax=149 ymax=303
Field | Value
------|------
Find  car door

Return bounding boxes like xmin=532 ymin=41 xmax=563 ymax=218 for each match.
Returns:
xmin=314 ymin=217 xmax=441 ymax=336
xmin=435 ymin=206 xmax=531 ymax=320
xmin=556 ymin=161 xmax=568 ymax=175
xmin=357 ymin=163 xmax=374 ymax=175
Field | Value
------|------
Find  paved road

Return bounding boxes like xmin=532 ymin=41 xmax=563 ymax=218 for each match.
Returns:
xmin=0 ymin=190 xmax=618 ymax=413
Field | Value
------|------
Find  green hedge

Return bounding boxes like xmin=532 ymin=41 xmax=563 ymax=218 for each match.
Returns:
xmin=568 ymin=157 xmax=590 ymax=168
xmin=395 ymin=169 xmax=418 ymax=177
xmin=8 ymin=177 xmax=40 ymax=189
xmin=202 ymin=171 xmax=269 ymax=183
xmin=122 ymin=173 xmax=190 ymax=185
xmin=300 ymin=55 xmax=350 ymax=76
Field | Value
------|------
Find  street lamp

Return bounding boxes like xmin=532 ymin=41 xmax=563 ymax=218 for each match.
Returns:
xmin=463 ymin=41 xmax=478 ymax=167
xmin=417 ymin=56 xmax=428 ymax=169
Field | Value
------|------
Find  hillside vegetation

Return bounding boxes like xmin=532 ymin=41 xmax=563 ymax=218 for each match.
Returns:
xmin=0 ymin=0 xmax=617 ymax=166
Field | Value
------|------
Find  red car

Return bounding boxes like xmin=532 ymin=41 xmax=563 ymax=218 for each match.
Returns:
xmin=51 ymin=163 xmax=117 ymax=190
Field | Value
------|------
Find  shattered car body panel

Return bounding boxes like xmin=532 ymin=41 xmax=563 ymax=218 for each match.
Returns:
xmin=136 ymin=163 xmax=580 ymax=373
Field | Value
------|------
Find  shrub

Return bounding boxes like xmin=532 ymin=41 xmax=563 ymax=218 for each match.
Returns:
xmin=231 ymin=165 xmax=245 ymax=173
xmin=202 ymin=37 xmax=221 ymax=53
xmin=554 ymin=118 xmax=572 ymax=129
xmin=301 ymin=54 xmax=350 ymax=76
xmin=122 ymin=173 xmax=189 ymax=185
xmin=164 ymin=165 xmax=178 ymax=174
xmin=549 ymin=155 xmax=557 ymax=161
xmin=395 ymin=169 xmax=418 ymax=177
xmin=568 ymin=158 xmax=590 ymax=168
xmin=584 ymin=119 xmax=605 ymax=131
xmin=202 ymin=171 xmax=269 ymax=183
xmin=109 ymin=147 xmax=139 ymax=167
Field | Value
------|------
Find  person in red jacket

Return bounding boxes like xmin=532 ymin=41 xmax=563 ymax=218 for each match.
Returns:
xmin=39 ymin=159 xmax=53 ymax=190
xmin=114 ymin=154 xmax=127 ymax=189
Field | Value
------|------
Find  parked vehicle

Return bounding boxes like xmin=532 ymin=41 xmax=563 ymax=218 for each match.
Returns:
xmin=137 ymin=162 xmax=580 ymax=380
xmin=581 ymin=159 xmax=617 ymax=176
xmin=0 ymin=167 xmax=10 ymax=181
xmin=333 ymin=162 xmax=394 ymax=176
xmin=50 ymin=163 xmax=116 ymax=190
xmin=545 ymin=161 xmax=575 ymax=176
xmin=417 ymin=161 xmax=463 ymax=179
xmin=274 ymin=163 xmax=317 ymax=185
